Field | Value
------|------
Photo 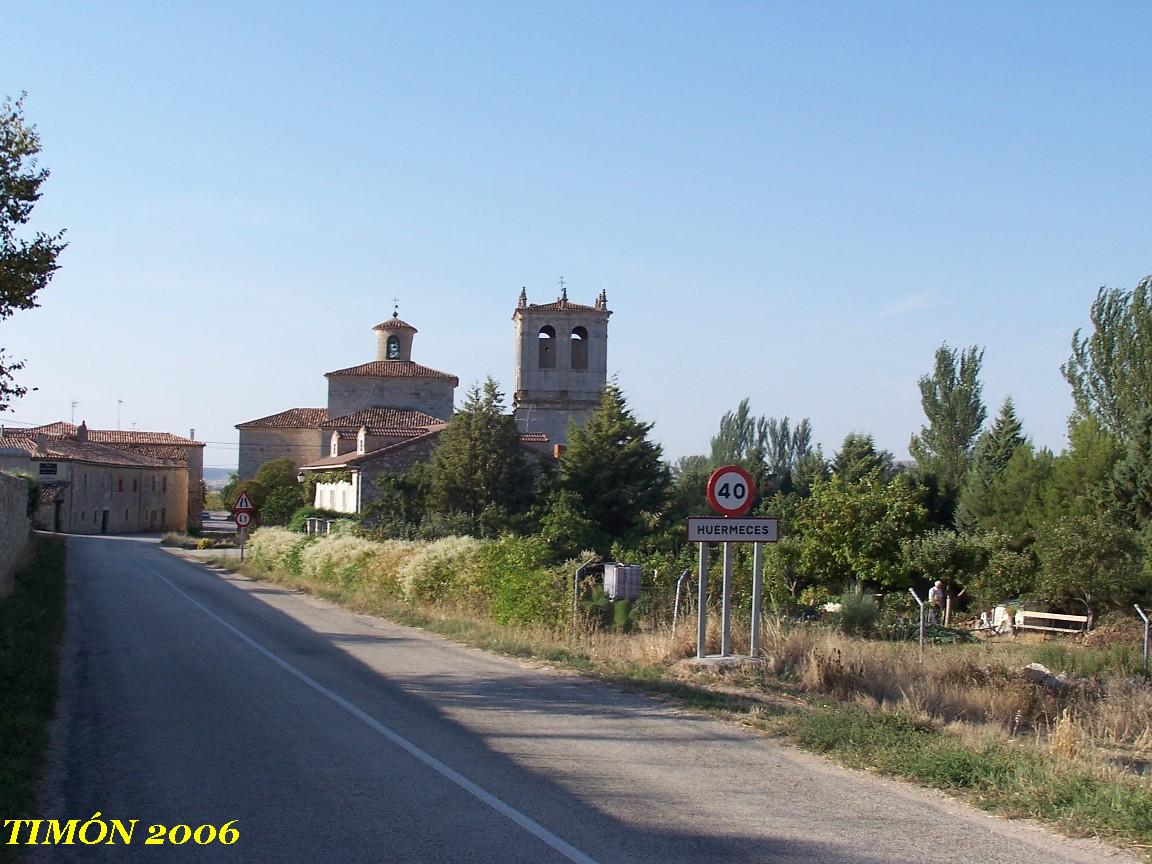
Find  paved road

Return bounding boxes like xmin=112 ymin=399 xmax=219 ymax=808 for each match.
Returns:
xmin=31 ymin=536 xmax=1138 ymax=863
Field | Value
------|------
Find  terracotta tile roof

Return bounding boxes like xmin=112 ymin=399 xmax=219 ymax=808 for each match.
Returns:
xmin=119 ymin=444 xmax=190 ymax=464
xmin=373 ymin=317 xmax=417 ymax=332
xmin=299 ymin=429 xmax=444 ymax=470
xmin=0 ymin=435 xmax=170 ymax=468
xmin=23 ymin=422 xmax=202 ymax=447
xmin=519 ymin=433 xmax=550 ymax=443
xmin=321 ymin=408 xmax=445 ymax=430
xmin=236 ymin=408 xmax=329 ymax=429
xmin=324 ymin=361 xmax=458 ymax=384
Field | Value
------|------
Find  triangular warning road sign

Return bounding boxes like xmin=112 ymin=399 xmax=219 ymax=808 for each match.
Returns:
xmin=233 ymin=491 xmax=255 ymax=512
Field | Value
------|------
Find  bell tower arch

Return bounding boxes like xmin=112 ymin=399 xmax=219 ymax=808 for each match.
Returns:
xmin=512 ymin=285 xmax=611 ymax=446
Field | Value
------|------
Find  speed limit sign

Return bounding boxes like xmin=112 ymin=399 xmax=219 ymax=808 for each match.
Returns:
xmin=706 ymin=464 xmax=756 ymax=516
xmin=234 ymin=511 xmax=252 ymax=528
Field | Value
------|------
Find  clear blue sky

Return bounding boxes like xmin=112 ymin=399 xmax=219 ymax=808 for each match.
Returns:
xmin=4 ymin=1 xmax=1151 ymax=474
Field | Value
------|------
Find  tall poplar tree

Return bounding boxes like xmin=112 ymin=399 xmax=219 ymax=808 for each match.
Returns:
xmin=1063 ymin=275 xmax=1152 ymax=438
xmin=909 ymin=343 xmax=986 ymax=490
xmin=1 ymin=94 xmax=66 ymax=410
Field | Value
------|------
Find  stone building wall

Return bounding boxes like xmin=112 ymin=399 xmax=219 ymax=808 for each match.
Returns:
xmin=326 ymin=377 xmax=454 ymax=423
xmin=238 ymin=427 xmax=327 ymax=479
xmin=0 ymin=472 xmax=30 ymax=596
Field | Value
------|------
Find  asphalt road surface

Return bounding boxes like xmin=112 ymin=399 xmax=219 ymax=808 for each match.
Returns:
xmin=29 ymin=536 xmax=1139 ymax=863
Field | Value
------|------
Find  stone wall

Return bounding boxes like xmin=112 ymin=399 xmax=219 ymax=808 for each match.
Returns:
xmin=0 ymin=472 xmax=31 ymax=596
xmin=326 ymin=377 xmax=454 ymax=422
xmin=238 ymin=427 xmax=326 ymax=479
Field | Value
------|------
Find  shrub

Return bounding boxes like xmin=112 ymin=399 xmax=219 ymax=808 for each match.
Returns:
xmin=471 ymin=535 xmax=569 ymax=627
xmin=833 ymin=592 xmax=880 ymax=637
xmin=247 ymin=527 xmax=312 ymax=576
xmin=396 ymin=536 xmax=483 ymax=603
xmin=299 ymin=534 xmax=379 ymax=588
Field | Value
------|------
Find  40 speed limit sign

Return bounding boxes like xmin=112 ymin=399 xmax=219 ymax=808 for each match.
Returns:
xmin=706 ymin=464 xmax=756 ymax=516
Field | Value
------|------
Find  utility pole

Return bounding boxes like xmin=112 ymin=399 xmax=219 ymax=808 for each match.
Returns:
xmin=71 ymin=400 xmax=78 ymax=424
xmin=117 ymin=399 xmax=123 ymax=430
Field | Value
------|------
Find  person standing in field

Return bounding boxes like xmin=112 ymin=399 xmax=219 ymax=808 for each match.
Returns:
xmin=927 ymin=580 xmax=944 ymax=625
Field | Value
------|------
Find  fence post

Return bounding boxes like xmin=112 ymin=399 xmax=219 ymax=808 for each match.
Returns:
xmin=909 ymin=588 xmax=925 ymax=665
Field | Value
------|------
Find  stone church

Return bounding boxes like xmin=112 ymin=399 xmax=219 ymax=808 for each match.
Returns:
xmin=235 ymin=288 xmax=611 ymax=514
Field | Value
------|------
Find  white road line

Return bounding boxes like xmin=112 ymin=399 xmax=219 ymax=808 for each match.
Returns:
xmin=151 ymin=567 xmax=600 ymax=864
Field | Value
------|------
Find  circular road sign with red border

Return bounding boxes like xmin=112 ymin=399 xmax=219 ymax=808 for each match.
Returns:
xmin=234 ymin=511 xmax=252 ymax=528
xmin=706 ymin=464 xmax=756 ymax=516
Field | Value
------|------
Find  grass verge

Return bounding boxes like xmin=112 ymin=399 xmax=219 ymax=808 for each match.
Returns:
xmin=222 ymin=554 xmax=1152 ymax=859
xmin=0 ymin=537 xmax=66 ymax=862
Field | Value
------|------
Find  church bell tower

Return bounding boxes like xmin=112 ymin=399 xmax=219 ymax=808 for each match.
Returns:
xmin=512 ymin=284 xmax=611 ymax=446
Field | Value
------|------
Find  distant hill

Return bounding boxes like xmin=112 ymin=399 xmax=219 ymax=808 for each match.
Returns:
xmin=203 ymin=467 xmax=235 ymax=489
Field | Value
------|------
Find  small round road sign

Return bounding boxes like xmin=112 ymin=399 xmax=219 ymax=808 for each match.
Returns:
xmin=706 ymin=464 xmax=756 ymax=516
xmin=234 ymin=511 xmax=252 ymax=528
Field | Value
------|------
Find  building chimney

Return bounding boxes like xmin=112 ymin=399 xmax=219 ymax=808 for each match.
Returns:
xmin=36 ymin=433 xmax=49 ymax=455
xmin=552 ymin=444 xmax=567 ymax=460
xmin=77 ymin=421 xmax=89 ymax=443
xmin=189 ymin=428 xmax=195 ymax=440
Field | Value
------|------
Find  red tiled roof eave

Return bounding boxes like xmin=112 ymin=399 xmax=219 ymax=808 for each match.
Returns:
xmin=373 ymin=318 xmax=418 ymax=332
xmin=323 ymin=361 xmax=458 ymax=384
xmin=236 ymin=408 xmax=329 ymax=430
xmin=321 ymin=408 xmax=446 ymax=430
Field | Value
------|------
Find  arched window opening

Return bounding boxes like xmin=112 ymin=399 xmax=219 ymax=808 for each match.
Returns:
xmin=386 ymin=334 xmax=401 ymax=360
xmin=570 ymin=326 xmax=588 ymax=369
xmin=538 ymin=325 xmax=556 ymax=368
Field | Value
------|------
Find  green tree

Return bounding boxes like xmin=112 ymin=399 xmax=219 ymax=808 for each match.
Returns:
xmin=1044 ymin=416 xmax=1122 ymax=522
xmin=901 ymin=529 xmax=987 ymax=596
xmin=792 ymin=475 xmax=926 ymax=591
xmin=260 ymin=486 xmax=304 ymax=526
xmin=1110 ymin=407 xmax=1152 ymax=529
xmin=1033 ymin=512 xmax=1143 ymax=627
xmin=966 ymin=532 xmax=1037 ymax=610
xmin=959 ymin=443 xmax=1054 ymax=540
xmin=909 ymin=343 xmax=986 ymax=490
xmin=1 ymin=94 xmax=67 ymax=410
xmin=254 ymin=457 xmax=301 ymax=495
xmin=832 ymin=432 xmax=894 ymax=484
xmin=426 ymin=377 xmax=535 ymax=534
xmin=557 ymin=381 xmax=671 ymax=546
xmin=955 ymin=398 xmax=1026 ymax=530
xmin=1062 ymin=276 xmax=1152 ymax=437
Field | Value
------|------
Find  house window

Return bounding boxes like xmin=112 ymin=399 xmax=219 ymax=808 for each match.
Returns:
xmin=39 ymin=463 xmax=58 ymax=476
xmin=84 ymin=473 xmax=88 ymax=490
xmin=341 ymin=488 xmax=348 ymax=510
xmin=162 ymin=477 xmax=167 ymax=493
xmin=132 ymin=478 xmax=138 ymax=493
xmin=538 ymin=326 xmax=556 ymax=368
xmin=161 ymin=507 xmax=166 ymax=524
xmin=124 ymin=508 xmax=129 ymax=521
xmin=152 ymin=477 xmax=156 ymax=492
xmin=80 ymin=511 xmax=85 ymax=523
xmin=118 ymin=478 xmax=123 ymax=492
xmin=570 ymin=326 xmax=588 ymax=370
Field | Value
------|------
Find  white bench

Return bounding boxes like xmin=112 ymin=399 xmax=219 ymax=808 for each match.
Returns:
xmin=1016 ymin=610 xmax=1089 ymax=633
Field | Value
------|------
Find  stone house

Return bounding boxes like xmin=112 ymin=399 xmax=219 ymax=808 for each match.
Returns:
xmin=0 ymin=421 xmax=202 ymax=534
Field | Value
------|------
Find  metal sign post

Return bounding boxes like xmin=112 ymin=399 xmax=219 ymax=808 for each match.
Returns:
xmin=696 ymin=543 xmax=709 ymax=659
xmin=231 ymin=490 xmax=256 ymax=566
xmin=691 ymin=466 xmax=778 ymax=661
xmin=1136 ymin=605 xmax=1150 ymax=676
xmin=750 ymin=542 xmax=764 ymax=655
